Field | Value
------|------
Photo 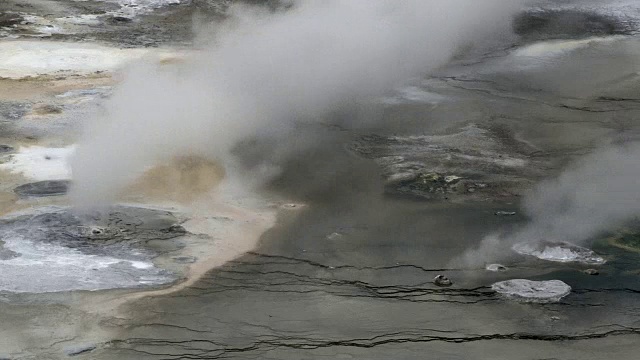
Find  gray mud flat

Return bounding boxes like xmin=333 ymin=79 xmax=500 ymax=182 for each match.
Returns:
xmin=87 ymin=3 xmax=640 ymax=359
xmin=1 ymin=1 xmax=640 ymax=360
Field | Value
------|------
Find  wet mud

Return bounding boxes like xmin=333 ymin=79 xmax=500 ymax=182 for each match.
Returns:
xmin=1 ymin=1 xmax=640 ymax=359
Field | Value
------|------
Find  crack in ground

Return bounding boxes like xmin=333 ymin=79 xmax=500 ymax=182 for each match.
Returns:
xmin=166 ymin=263 xmax=497 ymax=304
xmin=106 ymin=327 xmax=640 ymax=359
xmin=242 ymin=252 xmax=467 ymax=272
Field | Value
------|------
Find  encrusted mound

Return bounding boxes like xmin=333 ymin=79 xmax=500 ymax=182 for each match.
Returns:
xmin=492 ymin=279 xmax=571 ymax=303
xmin=14 ymin=180 xmax=71 ymax=198
xmin=513 ymin=241 xmax=605 ymax=265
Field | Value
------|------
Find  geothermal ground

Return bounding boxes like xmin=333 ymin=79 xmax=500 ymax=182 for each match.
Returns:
xmin=1 ymin=0 xmax=640 ymax=359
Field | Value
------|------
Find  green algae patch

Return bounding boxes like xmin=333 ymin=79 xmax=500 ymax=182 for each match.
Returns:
xmin=609 ymin=230 xmax=640 ymax=253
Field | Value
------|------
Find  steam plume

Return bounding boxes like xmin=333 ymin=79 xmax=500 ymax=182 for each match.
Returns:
xmin=517 ymin=142 xmax=640 ymax=244
xmin=70 ymin=0 xmax=523 ymax=207
xmin=458 ymin=142 xmax=640 ymax=266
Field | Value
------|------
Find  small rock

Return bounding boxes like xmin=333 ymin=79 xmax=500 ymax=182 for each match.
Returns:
xmin=583 ymin=268 xmax=599 ymax=275
xmin=550 ymin=316 xmax=560 ymax=321
xmin=326 ymin=232 xmax=343 ymax=240
xmin=433 ymin=275 xmax=452 ymax=287
xmin=444 ymin=175 xmax=461 ymax=183
xmin=0 ymin=145 xmax=13 ymax=153
xmin=64 ymin=344 xmax=96 ymax=356
xmin=168 ymin=224 xmax=186 ymax=233
xmin=486 ymin=264 xmax=507 ymax=272
xmin=495 ymin=211 xmax=516 ymax=216
xmin=109 ymin=16 xmax=133 ymax=23
xmin=172 ymin=256 xmax=196 ymax=264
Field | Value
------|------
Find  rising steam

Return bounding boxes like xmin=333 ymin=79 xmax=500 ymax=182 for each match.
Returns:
xmin=458 ymin=142 xmax=640 ymax=266
xmin=517 ymin=142 xmax=640 ymax=243
xmin=70 ymin=0 xmax=523 ymax=207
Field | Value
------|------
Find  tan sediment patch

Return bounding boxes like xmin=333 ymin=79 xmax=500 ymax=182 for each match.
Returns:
xmin=74 ymin=156 xmax=305 ymax=310
xmin=0 ymin=191 xmax=20 ymax=217
xmin=88 ymin=196 xmax=305 ymax=315
xmin=124 ymin=200 xmax=276 ymax=300
xmin=0 ymin=75 xmax=114 ymax=102
xmin=158 ymin=56 xmax=187 ymax=66
xmin=0 ymin=53 xmax=188 ymax=102
xmin=123 ymin=155 xmax=226 ymax=204
xmin=30 ymin=104 xmax=64 ymax=116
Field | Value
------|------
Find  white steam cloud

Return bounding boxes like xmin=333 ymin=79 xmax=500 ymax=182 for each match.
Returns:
xmin=458 ymin=142 xmax=640 ymax=266
xmin=70 ymin=0 xmax=523 ymax=207
xmin=517 ymin=142 xmax=640 ymax=243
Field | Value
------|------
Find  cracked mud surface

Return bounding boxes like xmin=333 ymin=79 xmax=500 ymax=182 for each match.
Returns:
xmin=1 ymin=1 xmax=640 ymax=359
xmin=84 ymin=200 xmax=640 ymax=359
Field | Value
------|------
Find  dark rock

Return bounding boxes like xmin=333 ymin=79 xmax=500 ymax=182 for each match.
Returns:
xmin=433 ymin=275 xmax=452 ymax=287
xmin=64 ymin=343 xmax=96 ymax=356
xmin=14 ymin=180 xmax=71 ymax=198
xmin=167 ymin=224 xmax=186 ymax=233
xmin=109 ymin=16 xmax=133 ymax=24
xmin=0 ymin=145 xmax=13 ymax=154
xmin=0 ymin=13 xmax=23 ymax=27
xmin=390 ymin=172 xmax=465 ymax=199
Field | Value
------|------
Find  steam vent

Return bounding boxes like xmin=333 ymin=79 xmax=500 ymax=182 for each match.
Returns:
xmin=0 ymin=1 xmax=638 ymax=359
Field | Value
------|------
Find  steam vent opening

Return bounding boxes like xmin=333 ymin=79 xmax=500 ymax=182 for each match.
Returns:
xmin=0 ymin=0 xmax=639 ymax=358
